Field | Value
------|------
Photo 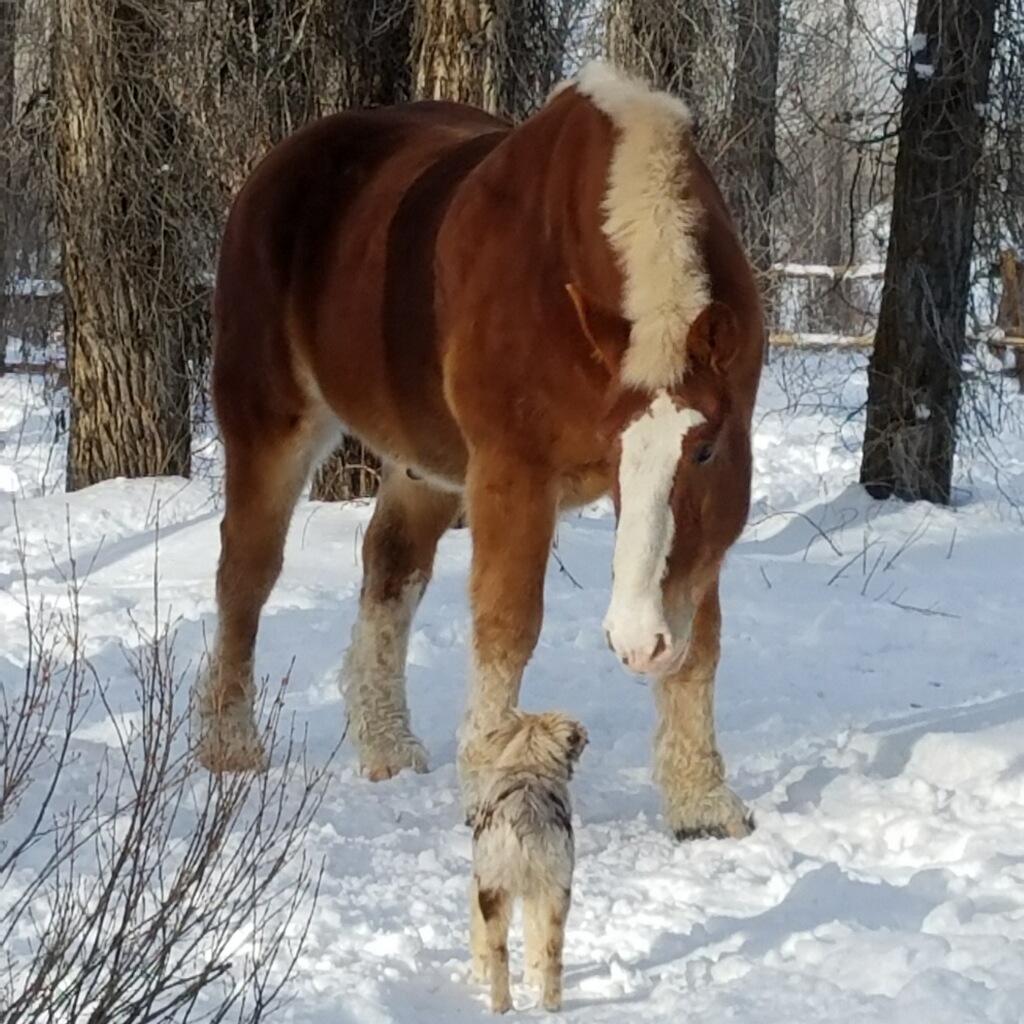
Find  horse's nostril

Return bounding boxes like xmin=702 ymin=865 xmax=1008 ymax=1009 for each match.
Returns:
xmin=651 ymin=633 xmax=668 ymax=660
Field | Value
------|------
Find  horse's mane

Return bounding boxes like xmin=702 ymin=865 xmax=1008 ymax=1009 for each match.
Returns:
xmin=551 ymin=61 xmax=710 ymax=389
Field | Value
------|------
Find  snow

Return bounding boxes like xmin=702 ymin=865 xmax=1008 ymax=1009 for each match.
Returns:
xmin=3 ymin=353 xmax=1024 ymax=1022
xmin=5 ymin=277 xmax=61 ymax=297
xmin=914 ymin=63 xmax=936 ymax=80
xmin=910 ymin=33 xmax=929 ymax=55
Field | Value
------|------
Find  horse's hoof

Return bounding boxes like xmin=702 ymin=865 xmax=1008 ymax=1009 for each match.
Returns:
xmin=360 ymin=735 xmax=428 ymax=781
xmin=194 ymin=700 xmax=267 ymax=773
xmin=674 ymin=812 xmax=755 ymax=842
xmin=666 ymin=785 xmax=754 ymax=841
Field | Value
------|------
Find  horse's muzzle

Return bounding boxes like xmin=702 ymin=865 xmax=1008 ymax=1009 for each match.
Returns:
xmin=604 ymin=600 xmax=694 ymax=677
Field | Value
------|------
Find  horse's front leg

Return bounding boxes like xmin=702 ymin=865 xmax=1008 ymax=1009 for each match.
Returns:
xmin=654 ymin=581 xmax=754 ymax=840
xmin=457 ymin=455 xmax=557 ymax=821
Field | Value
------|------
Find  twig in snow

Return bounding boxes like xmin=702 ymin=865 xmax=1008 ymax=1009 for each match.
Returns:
xmin=883 ymin=511 xmax=931 ymax=571
xmin=828 ymin=538 xmax=882 ymax=585
xmin=889 ymin=593 xmax=959 ymax=619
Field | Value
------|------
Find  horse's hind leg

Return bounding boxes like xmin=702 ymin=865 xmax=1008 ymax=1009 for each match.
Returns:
xmin=342 ymin=466 xmax=460 ymax=780
xmin=196 ymin=419 xmax=323 ymax=772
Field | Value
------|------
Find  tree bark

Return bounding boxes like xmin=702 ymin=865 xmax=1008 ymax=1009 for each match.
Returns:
xmin=216 ymin=0 xmax=320 ymax=194
xmin=860 ymin=0 xmax=997 ymax=504
xmin=54 ymin=0 xmax=201 ymax=490
xmin=724 ymin=0 xmax=781 ymax=279
xmin=605 ymin=0 xmax=711 ymax=99
xmin=413 ymin=0 xmax=557 ymax=120
xmin=310 ymin=0 xmax=414 ymax=502
xmin=323 ymin=0 xmax=413 ymax=107
xmin=994 ymin=249 xmax=1024 ymax=391
xmin=0 ymin=0 xmax=18 ymax=374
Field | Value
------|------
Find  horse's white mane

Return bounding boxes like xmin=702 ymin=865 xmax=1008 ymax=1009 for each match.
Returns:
xmin=551 ymin=61 xmax=710 ymax=389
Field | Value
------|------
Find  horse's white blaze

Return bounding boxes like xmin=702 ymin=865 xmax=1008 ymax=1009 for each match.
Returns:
xmin=603 ymin=390 xmax=705 ymax=670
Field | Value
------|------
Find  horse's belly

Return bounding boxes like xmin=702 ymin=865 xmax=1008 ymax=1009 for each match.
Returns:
xmin=558 ymin=463 xmax=614 ymax=510
xmin=401 ymin=463 xmax=465 ymax=494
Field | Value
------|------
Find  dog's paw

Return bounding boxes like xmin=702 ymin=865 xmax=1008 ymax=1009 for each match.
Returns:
xmin=666 ymin=784 xmax=754 ymax=841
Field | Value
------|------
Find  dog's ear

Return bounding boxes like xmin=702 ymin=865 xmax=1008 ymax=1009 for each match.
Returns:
xmin=566 ymin=722 xmax=588 ymax=763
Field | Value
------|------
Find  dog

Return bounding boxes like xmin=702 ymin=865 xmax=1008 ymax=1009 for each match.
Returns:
xmin=469 ymin=710 xmax=588 ymax=1013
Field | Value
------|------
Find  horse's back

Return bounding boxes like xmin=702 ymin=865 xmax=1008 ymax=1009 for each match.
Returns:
xmin=212 ymin=102 xmax=509 ymax=465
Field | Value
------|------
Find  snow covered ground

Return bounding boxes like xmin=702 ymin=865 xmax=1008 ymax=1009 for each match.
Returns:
xmin=2 ymin=352 xmax=1024 ymax=1022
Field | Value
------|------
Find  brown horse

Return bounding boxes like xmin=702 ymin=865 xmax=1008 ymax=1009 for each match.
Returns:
xmin=198 ymin=62 xmax=764 ymax=840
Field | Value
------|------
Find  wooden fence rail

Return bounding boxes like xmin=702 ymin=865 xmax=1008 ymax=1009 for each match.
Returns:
xmin=768 ymin=332 xmax=1024 ymax=350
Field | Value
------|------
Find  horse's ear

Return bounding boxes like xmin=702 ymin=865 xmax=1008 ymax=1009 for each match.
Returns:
xmin=687 ymin=301 xmax=741 ymax=375
xmin=566 ymin=283 xmax=630 ymax=377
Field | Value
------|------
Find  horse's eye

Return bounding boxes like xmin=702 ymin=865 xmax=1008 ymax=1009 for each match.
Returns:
xmin=694 ymin=443 xmax=714 ymax=465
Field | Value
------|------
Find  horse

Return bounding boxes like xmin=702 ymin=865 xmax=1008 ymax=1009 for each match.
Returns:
xmin=198 ymin=61 xmax=764 ymax=841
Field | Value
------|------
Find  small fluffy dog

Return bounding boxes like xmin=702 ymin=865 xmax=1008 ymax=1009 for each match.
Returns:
xmin=469 ymin=710 xmax=588 ymax=1013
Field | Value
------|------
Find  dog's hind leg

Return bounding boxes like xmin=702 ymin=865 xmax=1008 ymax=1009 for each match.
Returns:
xmin=523 ymin=893 xmax=544 ymax=987
xmin=533 ymin=886 xmax=570 ymax=1012
xmin=478 ymin=885 xmax=513 ymax=1013
xmin=469 ymin=877 xmax=489 ymax=983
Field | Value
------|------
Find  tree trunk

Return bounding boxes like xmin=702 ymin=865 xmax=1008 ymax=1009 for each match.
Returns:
xmin=54 ymin=0 xmax=200 ymax=490
xmin=992 ymin=248 xmax=1024 ymax=392
xmin=605 ymin=0 xmax=710 ymax=100
xmin=310 ymin=0 xmax=413 ymax=502
xmin=413 ymin=0 xmax=557 ymax=120
xmin=217 ymin=0 xmax=320 ymax=192
xmin=323 ymin=0 xmax=413 ymax=107
xmin=725 ymin=0 xmax=781 ymax=280
xmin=860 ymin=0 xmax=996 ymax=504
xmin=0 ymin=0 xmax=18 ymax=375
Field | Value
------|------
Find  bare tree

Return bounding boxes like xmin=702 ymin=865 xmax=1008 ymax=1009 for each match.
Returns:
xmin=320 ymin=0 xmax=413 ymax=107
xmin=724 ymin=0 xmax=782 ymax=278
xmin=974 ymin=0 xmax=1024 ymax=345
xmin=413 ymin=0 xmax=559 ymax=120
xmin=860 ymin=0 xmax=997 ymax=503
xmin=605 ymin=0 xmax=713 ymax=100
xmin=992 ymin=248 xmax=1024 ymax=390
xmin=215 ymin=0 xmax=320 ymax=191
xmin=52 ymin=0 xmax=209 ymax=490
xmin=310 ymin=0 xmax=413 ymax=502
xmin=313 ymin=0 xmax=561 ymax=503
xmin=0 ymin=0 xmax=19 ymax=373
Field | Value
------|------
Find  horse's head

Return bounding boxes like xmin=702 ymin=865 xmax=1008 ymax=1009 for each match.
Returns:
xmin=571 ymin=289 xmax=752 ymax=676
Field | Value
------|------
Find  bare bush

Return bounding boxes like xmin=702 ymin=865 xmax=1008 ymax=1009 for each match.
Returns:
xmin=0 ymin=526 xmax=328 ymax=1024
